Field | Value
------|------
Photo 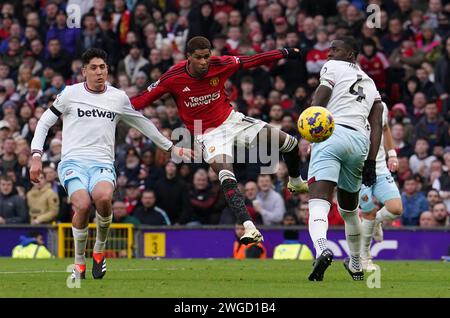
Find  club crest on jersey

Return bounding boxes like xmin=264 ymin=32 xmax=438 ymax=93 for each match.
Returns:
xmin=148 ymin=80 xmax=160 ymax=92
xmin=208 ymin=146 xmax=216 ymax=153
xmin=361 ymin=194 xmax=369 ymax=202
xmin=209 ymin=77 xmax=219 ymax=87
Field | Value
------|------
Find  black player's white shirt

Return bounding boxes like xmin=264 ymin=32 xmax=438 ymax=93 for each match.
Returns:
xmin=31 ymin=82 xmax=172 ymax=164
xmin=320 ymin=60 xmax=381 ymax=137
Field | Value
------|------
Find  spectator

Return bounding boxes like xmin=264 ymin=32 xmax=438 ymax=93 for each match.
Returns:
xmin=187 ymin=1 xmax=222 ymax=43
xmin=306 ymin=27 xmax=330 ymax=75
xmin=434 ymin=36 xmax=450 ymax=121
xmin=432 ymin=152 xmax=450 ymax=211
xmin=0 ymin=137 xmax=17 ymax=173
xmin=431 ymin=201 xmax=449 ymax=226
xmin=45 ymin=10 xmax=80 ymax=57
xmin=117 ymin=44 xmax=149 ymax=84
xmin=272 ymin=212 xmax=314 ymax=260
xmin=358 ymin=38 xmax=389 ymax=92
xmin=414 ymin=101 xmax=449 ymax=148
xmin=409 ymin=138 xmax=437 ymax=178
xmin=182 ymin=169 xmax=221 ymax=225
xmin=153 ymin=160 xmax=191 ymax=224
xmin=112 ymin=200 xmax=140 ymax=226
xmin=295 ymin=201 xmax=309 ymax=225
xmin=401 ymin=176 xmax=429 ymax=225
xmin=42 ymin=163 xmax=70 ymax=222
xmin=41 ymin=138 xmax=62 ymax=165
xmin=0 ymin=175 xmax=28 ymax=224
xmin=124 ymin=180 xmax=141 ymax=215
xmin=26 ymin=173 xmax=59 ymax=224
xmin=133 ymin=190 xmax=171 ymax=225
xmin=391 ymin=122 xmax=414 ymax=157
xmin=381 ymin=17 xmax=407 ymax=57
xmin=255 ymin=174 xmax=285 ymax=225
xmin=11 ymin=231 xmax=53 ymax=259
xmin=427 ymin=188 xmax=442 ymax=209
xmin=44 ymin=38 xmax=72 ymax=79
xmin=419 ymin=210 xmax=437 ymax=227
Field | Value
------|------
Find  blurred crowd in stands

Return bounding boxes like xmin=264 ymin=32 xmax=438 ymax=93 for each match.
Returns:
xmin=0 ymin=0 xmax=449 ymax=228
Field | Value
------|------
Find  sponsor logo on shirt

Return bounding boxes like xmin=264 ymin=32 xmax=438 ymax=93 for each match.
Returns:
xmin=184 ymin=91 xmax=220 ymax=108
xmin=77 ymin=108 xmax=117 ymax=121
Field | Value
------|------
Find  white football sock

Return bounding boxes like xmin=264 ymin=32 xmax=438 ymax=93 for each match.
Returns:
xmin=361 ymin=218 xmax=375 ymax=258
xmin=375 ymin=206 xmax=398 ymax=224
xmin=72 ymin=226 xmax=88 ymax=265
xmin=94 ymin=212 xmax=113 ymax=254
xmin=308 ymin=199 xmax=331 ymax=258
xmin=339 ymin=206 xmax=362 ymax=272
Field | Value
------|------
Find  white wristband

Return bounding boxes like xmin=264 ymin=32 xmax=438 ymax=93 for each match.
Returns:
xmin=32 ymin=153 xmax=42 ymax=158
xmin=387 ymin=149 xmax=397 ymax=158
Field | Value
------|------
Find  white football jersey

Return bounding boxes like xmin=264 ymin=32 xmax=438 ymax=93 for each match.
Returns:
xmin=319 ymin=60 xmax=381 ymax=137
xmin=31 ymin=82 xmax=172 ymax=164
xmin=375 ymin=103 xmax=390 ymax=176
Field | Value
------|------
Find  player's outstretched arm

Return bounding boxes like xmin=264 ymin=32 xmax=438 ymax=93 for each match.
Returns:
xmin=29 ymin=107 xmax=60 ymax=182
xmin=121 ymin=98 xmax=196 ymax=161
xmin=238 ymin=48 xmax=301 ymax=70
xmin=130 ymin=79 xmax=170 ymax=110
xmin=363 ymin=101 xmax=384 ymax=186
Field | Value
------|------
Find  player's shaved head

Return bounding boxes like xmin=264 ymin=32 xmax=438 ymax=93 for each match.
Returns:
xmin=187 ymin=36 xmax=212 ymax=55
xmin=337 ymin=36 xmax=359 ymax=57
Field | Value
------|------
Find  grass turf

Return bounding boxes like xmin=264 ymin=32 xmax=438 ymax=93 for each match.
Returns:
xmin=0 ymin=258 xmax=448 ymax=298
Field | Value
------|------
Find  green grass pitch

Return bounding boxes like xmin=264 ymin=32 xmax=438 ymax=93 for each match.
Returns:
xmin=0 ymin=258 xmax=449 ymax=298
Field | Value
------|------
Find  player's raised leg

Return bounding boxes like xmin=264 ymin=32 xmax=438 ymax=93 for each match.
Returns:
xmin=69 ymin=183 xmax=92 ymax=281
xmin=91 ymin=180 xmax=115 ymax=279
xmin=262 ymin=124 xmax=308 ymax=193
xmin=210 ymin=157 xmax=263 ymax=244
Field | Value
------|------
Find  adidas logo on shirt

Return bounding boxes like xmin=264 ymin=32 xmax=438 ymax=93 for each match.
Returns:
xmin=77 ymin=108 xmax=118 ymax=121
xmin=182 ymin=86 xmax=191 ymax=92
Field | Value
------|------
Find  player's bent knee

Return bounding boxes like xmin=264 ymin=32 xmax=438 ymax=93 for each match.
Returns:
xmin=72 ymin=199 xmax=92 ymax=214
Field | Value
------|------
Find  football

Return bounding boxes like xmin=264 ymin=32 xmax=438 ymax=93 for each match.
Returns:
xmin=297 ymin=106 xmax=335 ymax=143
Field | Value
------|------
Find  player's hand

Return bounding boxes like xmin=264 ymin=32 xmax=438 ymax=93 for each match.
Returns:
xmin=171 ymin=146 xmax=199 ymax=162
xmin=362 ymin=159 xmax=376 ymax=187
xmin=282 ymin=48 xmax=302 ymax=59
xmin=29 ymin=156 xmax=43 ymax=183
xmin=387 ymin=156 xmax=399 ymax=172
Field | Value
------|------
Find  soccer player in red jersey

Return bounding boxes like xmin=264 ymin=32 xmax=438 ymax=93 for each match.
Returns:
xmin=131 ymin=36 xmax=308 ymax=244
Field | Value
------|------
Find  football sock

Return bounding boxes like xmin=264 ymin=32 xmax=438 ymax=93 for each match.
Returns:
xmin=280 ymin=135 xmax=303 ymax=180
xmin=308 ymin=199 xmax=331 ymax=258
xmin=361 ymin=218 xmax=375 ymax=258
xmin=93 ymin=212 xmax=112 ymax=254
xmin=219 ymin=170 xmax=251 ymax=224
xmin=375 ymin=206 xmax=398 ymax=224
xmin=72 ymin=226 xmax=88 ymax=265
xmin=339 ymin=206 xmax=362 ymax=272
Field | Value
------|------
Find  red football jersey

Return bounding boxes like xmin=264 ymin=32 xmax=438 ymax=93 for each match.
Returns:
xmin=131 ymin=50 xmax=286 ymax=134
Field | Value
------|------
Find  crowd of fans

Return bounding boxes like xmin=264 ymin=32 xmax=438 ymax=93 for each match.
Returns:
xmin=0 ymin=0 xmax=449 ymax=228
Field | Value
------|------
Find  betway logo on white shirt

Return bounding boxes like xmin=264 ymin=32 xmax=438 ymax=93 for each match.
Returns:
xmin=184 ymin=91 xmax=220 ymax=108
xmin=77 ymin=108 xmax=118 ymax=121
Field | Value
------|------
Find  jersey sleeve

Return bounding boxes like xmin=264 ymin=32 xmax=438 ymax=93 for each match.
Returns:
xmin=130 ymin=79 xmax=170 ymax=110
xmin=120 ymin=94 xmax=173 ymax=152
xmin=319 ymin=61 xmax=339 ymax=89
xmin=237 ymin=50 xmax=285 ymax=70
xmin=51 ymin=86 xmax=70 ymax=115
